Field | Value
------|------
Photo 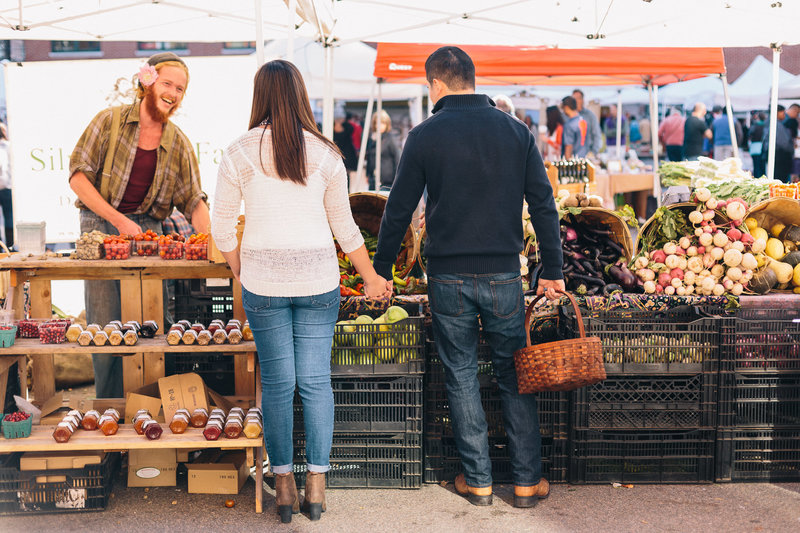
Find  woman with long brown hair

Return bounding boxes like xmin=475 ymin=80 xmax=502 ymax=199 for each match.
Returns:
xmin=210 ymin=60 xmax=391 ymax=523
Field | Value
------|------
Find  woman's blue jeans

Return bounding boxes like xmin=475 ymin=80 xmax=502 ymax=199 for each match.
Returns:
xmin=428 ymin=272 xmax=542 ymax=488
xmin=242 ymin=286 xmax=340 ymax=474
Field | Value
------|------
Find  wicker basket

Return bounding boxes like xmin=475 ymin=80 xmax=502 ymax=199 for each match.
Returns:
xmin=514 ymin=291 xmax=606 ymax=393
xmin=745 ymin=197 xmax=800 ymax=231
xmin=635 ymin=202 xmax=729 ymax=256
xmin=349 ymin=192 xmax=419 ymax=277
xmin=565 ymin=207 xmax=636 ymax=260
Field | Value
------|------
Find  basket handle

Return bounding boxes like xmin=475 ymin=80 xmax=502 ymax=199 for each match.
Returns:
xmin=524 ymin=290 xmax=585 ymax=348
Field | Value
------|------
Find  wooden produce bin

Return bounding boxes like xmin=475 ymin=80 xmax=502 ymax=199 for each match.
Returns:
xmin=545 ymin=160 xmax=597 ymax=197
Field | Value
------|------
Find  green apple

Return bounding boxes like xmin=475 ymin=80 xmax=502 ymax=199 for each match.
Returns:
xmin=384 ymin=305 xmax=409 ymax=323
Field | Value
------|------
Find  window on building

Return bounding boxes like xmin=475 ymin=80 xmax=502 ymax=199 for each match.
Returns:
xmin=51 ymin=41 xmax=101 ymax=53
xmin=138 ymin=42 xmax=188 ymax=52
xmin=0 ymin=41 xmax=9 ymax=60
xmin=223 ymin=42 xmax=256 ymax=50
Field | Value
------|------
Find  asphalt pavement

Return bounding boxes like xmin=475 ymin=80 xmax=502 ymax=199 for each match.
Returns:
xmin=3 ymin=467 xmax=799 ymax=533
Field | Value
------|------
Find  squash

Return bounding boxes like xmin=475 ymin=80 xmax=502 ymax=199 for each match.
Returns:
xmin=768 ymin=260 xmax=794 ymax=284
xmin=778 ymin=224 xmax=800 ymax=243
xmin=766 ymin=238 xmax=785 ymax=260
xmin=794 ymin=263 xmax=800 ymax=287
xmin=782 ymin=250 xmax=800 ymax=268
xmin=749 ymin=267 xmax=778 ymax=294
xmin=751 ymin=227 xmax=769 ymax=243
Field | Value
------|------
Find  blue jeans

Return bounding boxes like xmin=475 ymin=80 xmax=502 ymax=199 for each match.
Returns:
xmin=428 ymin=272 xmax=541 ymax=488
xmin=242 ymin=286 xmax=340 ymax=474
xmin=80 ymin=210 xmax=164 ymax=398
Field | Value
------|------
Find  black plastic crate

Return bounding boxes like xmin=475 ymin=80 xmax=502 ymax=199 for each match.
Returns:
xmin=167 ymin=353 xmax=236 ymax=396
xmin=332 ymin=317 xmax=425 ymax=375
xmin=572 ymin=373 xmax=717 ymax=430
xmin=174 ymin=278 xmax=233 ymax=298
xmin=294 ymin=376 xmax=422 ymax=433
xmin=718 ymin=373 xmax=800 ymax=428
xmin=715 ymin=428 xmax=800 ymax=482
xmin=720 ymin=311 xmax=800 ymax=373
xmin=423 ymin=435 xmax=568 ymax=484
xmin=568 ymin=310 xmax=721 ymax=374
xmin=0 ymin=452 xmax=120 ymax=515
xmin=173 ymin=294 xmax=234 ymax=324
xmin=281 ymin=432 xmax=422 ymax=489
xmin=569 ymin=429 xmax=715 ymax=484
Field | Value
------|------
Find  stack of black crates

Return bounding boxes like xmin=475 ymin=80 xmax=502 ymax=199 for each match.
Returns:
xmin=716 ymin=308 xmax=800 ymax=482
xmin=290 ymin=302 xmax=425 ymax=489
xmin=423 ymin=324 xmax=570 ymax=485
xmin=568 ymin=308 xmax=719 ymax=483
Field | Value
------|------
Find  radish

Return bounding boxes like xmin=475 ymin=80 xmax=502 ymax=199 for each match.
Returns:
xmin=731 ymin=241 xmax=745 ymax=252
xmin=684 ymin=270 xmax=697 ymax=285
xmin=701 ymin=277 xmax=716 ymax=293
xmin=679 ymin=236 xmax=692 ymax=250
xmin=694 ymin=187 xmax=711 ymax=202
xmin=689 ymin=210 xmax=704 ymax=224
xmin=722 ymin=278 xmax=734 ymax=290
xmin=663 ymin=242 xmax=678 ymax=255
xmin=634 ymin=256 xmax=649 ymax=270
xmin=685 ymin=284 xmax=695 ymax=295
xmin=713 ymin=283 xmax=725 ymax=296
xmin=687 ymin=256 xmax=704 ymax=274
xmin=676 ymin=286 xmax=687 ymax=296
xmin=694 ymin=227 xmax=704 ymax=237
xmin=717 ymin=200 xmax=727 ymax=208
xmin=710 ymin=247 xmax=725 ymax=261
xmin=664 ymin=286 xmax=676 ymax=295
xmin=650 ymin=249 xmax=667 ymax=264
xmin=655 ymin=284 xmax=664 ymax=293
xmin=713 ymin=232 xmax=729 ymax=247
xmin=643 ymin=280 xmax=656 ymax=294
xmin=703 ymin=210 xmax=716 ymax=222
xmin=699 ymin=233 xmax=714 ymax=247
xmin=706 ymin=198 xmax=719 ymax=210
xmin=658 ymin=272 xmax=672 ymax=287
xmin=723 ymin=248 xmax=743 ymax=268
xmin=636 ymin=268 xmax=655 ymax=282
xmin=726 ymin=266 xmax=743 ymax=281
xmin=670 ymin=268 xmax=685 ymax=281
xmin=751 ymin=238 xmax=767 ymax=254
xmin=711 ymin=264 xmax=725 ymax=278
xmin=675 ymin=247 xmax=686 ymax=256
xmin=740 ymin=233 xmax=754 ymax=246
xmin=703 ymin=252 xmax=717 ymax=268
xmin=670 ymin=277 xmax=683 ymax=289
xmin=740 ymin=253 xmax=757 ymax=270
xmin=677 ymin=257 xmax=688 ymax=271
xmin=697 ymin=246 xmax=706 ymax=255
xmin=726 ymin=200 xmax=747 ymax=222
xmin=727 ymin=228 xmax=742 ymax=242
xmin=732 ymin=283 xmax=744 ymax=296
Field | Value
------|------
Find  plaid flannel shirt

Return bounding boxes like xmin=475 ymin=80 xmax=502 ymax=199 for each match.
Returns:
xmin=69 ymin=102 xmax=207 ymax=222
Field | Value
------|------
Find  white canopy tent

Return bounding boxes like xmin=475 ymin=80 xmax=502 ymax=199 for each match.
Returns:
xmin=728 ymin=55 xmax=794 ymax=111
xmin=659 ymin=76 xmax=725 ymax=110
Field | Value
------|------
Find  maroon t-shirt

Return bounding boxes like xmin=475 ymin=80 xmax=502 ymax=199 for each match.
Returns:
xmin=118 ymin=147 xmax=157 ymax=214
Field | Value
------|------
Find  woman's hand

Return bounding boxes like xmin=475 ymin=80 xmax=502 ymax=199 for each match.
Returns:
xmin=364 ymin=274 xmax=393 ymax=300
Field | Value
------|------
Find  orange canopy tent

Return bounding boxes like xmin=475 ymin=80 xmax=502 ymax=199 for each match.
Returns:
xmin=373 ymin=43 xmax=726 ymax=86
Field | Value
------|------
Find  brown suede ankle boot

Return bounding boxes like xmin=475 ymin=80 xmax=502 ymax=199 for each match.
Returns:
xmin=274 ymin=472 xmax=300 ymax=523
xmin=301 ymin=471 xmax=327 ymax=521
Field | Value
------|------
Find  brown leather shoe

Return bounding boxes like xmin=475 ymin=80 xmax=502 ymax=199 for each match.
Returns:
xmin=514 ymin=478 xmax=550 ymax=508
xmin=274 ymin=473 xmax=300 ymax=523
xmin=454 ymin=473 xmax=493 ymax=506
xmin=301 ymin=471 xmax=327 ymax=521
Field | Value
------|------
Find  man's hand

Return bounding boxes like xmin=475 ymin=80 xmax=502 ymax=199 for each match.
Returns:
xmin=113 ymin=217 xmax=142 ymax=236
xmin=537 ymin=278 xmax=565 ymax=300
xmin=364 ymin=275 xmax=392 ymax=300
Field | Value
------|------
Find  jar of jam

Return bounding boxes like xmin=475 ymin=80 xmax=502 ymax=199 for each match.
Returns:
xmin=182 ymin=329 xmax=198 ymax=345
xmin=133 ymin=412 xmax=152 ymax=434
xmin=103 ymin=408 xmax=121 ymax=422
xmin=142 ymin=419 xmax=163 ymax=440
xmin=108 ymin=330 xmax=124 ymax=346
xmin=227 ymin=328 xmax=243 ymax=345
xmin=166 ymin=329 xmax=182 ymax=345
xmin=98 ymin=414 xmax=119 ymax=435
xmin=82 ymin=409 xmax=101 ymax=430
xmin=190 ymin=407 xmax=209 ymax=428
xmin=212 ymin=329 xmax=228 ymax=344
xmin=93 ymin=331 xmax=109 ymax=346
xmin=210 ymin=408 xmax=226 ymax=418
xmin=203 ymin=419 xmax=223 ymax=440
xmin=224 ymin=418 xmax=243 ymax=439
xmin=242 ymin=323 xmax=253 ymax=341
xmin=139 ymin=320 xmax=159 ymax=338
xmin=196 ymin=330 xmax=212 ymax=345
xmin=102 ymin=323 xmax=120 ymax=336
xmin=207 ymin=323 xmax=220 ymax=334
xmin=123 ymin=329 xmax=138 ymax=346
xmin=243 ymin=418 xmax=263 ymax=439
xmin=177 ymin=319 xmax=192 ymax=329
xmin=67 ymin=409 xmax=84 ymax=423
xmin=190 ymin=323 xmax=204 ymax=333
xmin=85 ymin=323 xmax=102 ymax=335
xmin=175 ymin=408 xmax=191 ymax=419
xmin=53 ymin=421 xmax=76 ymax=442
xmin=229 ymin=407 xmax=244 ymax=417
xmin=169 ymin=412 xmax=190 ymax=434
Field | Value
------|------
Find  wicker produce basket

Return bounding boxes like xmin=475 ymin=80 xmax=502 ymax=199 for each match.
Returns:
xmin=745 ymin=197 xmax=800 ymax=230
xmin=565 ymin=207 xmax=636 ymax=261
xmin=635 ymin=202 xmax=729 ymax=255
xmin=349 ymin=192 xmax=419 ymax=278
xmin=514 ymin=291 xmax=606 ymax=393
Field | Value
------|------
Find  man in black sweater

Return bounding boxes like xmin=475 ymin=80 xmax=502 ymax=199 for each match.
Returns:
xmin=373 ymin=47 xmax=563 ymax=508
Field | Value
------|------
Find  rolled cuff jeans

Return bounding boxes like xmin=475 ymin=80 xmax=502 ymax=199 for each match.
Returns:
xmin=80 ymin=210 xmax=163 ymax=398
xmin=428 ymin=272 xmax=542 ymax=488
xmin=242 ymin=286 xmax=339 ymax=475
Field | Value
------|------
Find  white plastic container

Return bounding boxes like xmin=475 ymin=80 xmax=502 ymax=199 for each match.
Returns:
xmin=16 ymin=221 xmax=46 ymax=255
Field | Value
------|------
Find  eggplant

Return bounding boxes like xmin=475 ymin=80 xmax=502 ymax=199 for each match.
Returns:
xmin=603 ymin=283 xmax=623 ymax=296
xmin=569 ymin=273 xmax=605 ymax=285
xmin=607 ymin=263 xmax=637 ymax=291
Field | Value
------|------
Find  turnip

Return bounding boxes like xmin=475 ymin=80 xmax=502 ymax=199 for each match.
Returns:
xmin=723 ymin=248 xmax=743 ymax=268
xmin=665 ymin=255 xmax=681 ymax=269
xmin=711 ymin=264 xmax=725 ymax=278
xmin=722 ymin=278 xmax=734 ymax=291
xmin=663 ymin=242 xmax=678 ymax=255
xmin=658 ymin=272 xmax=672 ymax=287
xmin=687 ymin=256 xmax=703 ymax=274
xmin=732 ymin=283 xmax=744 ymax=296
xmin=694 ymin=187 xmax=711 ymax=202
xmin=697 ymin=246 xmax=706 ymax=255
xmin=698 ymin=233 xmax=713 ymax=247
xmin=651 ymin=249 xmax=667 ymax=264
xmin=677 ymin=257 xmax=688 ymax=271
xmin=713 ymin=232 xmax=729 ymax=247
xmin=710 ymin=247 xmax=725 ymax=261
xmin=643 ymin=280 xmax=656 ymax=294
xmin=726 ymin=266 xmax=743 ymax=281
xmin=634 ymin=256 xmax=649 ymax=270
xmin=694 ymin=227 xmax=704 ymax=237
xmin=751 ymin=238 xmax=767 ymax=254
xmin=727 ymin=228 xmax=742 ymax=242
xmin=706 ymin=198 xmax=719 ymax=210
xmin=676 ymin=286 xmax=687 ymax=296
xmin=636 ymin=268 xmax=655 ymax=282
xmin=686 ymin=246 xmax=698 ymax=257
xmin=703 ymin=209 xmax=716 ymax=222
xmin=685 ymin=284 xmax=695 ymax=295
xmin=740 ymin=233 xmax=754 ymax=246
xmin=689 ymin=210 xmax=704 ymax=225
xmin=671 ymin=277 xmax=683 ymax=289
xmin=713 ymin=283 xmax=725 ymax=296
xmin=726 ymin=200 xmax=747 ymax=222
xmin=702 ymin=277 xmax=716 ymax=293
xmin=684 ymin=271 xmax=697 ymax=285
xmin=664 ymin=286 xmax=676 ymax=295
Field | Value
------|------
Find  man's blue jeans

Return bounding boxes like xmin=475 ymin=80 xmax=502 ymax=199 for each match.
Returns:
xmin=428 ymin=272 xmax=541 ymax=488
xmin=242 ymin=286 xmax=339 ymax=474
xmin=80 ymin=210 xmax=164 ymax=398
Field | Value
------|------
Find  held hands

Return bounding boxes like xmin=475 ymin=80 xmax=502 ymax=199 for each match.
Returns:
xmin=537 ymin=278 xmax=566 ymax=300
xmin=364 ymin=275 xmax=394 ymax=300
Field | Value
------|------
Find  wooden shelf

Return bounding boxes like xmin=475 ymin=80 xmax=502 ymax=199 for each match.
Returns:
xmin=0 ymin=337 xmax=256 ymax=355
xmin=0 ymin=425 xmax=262 ymax=452
xmin=0 ymin=256 xmax=225 ymax=270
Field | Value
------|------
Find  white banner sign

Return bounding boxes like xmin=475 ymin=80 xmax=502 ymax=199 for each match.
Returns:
xmin=5 ymin=55 xmax=257 ymax=242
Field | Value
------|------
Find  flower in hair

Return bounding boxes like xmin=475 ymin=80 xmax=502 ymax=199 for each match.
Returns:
xmin=138 ymin=64 xmax=158 ymax=87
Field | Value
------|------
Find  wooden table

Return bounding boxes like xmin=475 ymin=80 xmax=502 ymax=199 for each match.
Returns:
xmin=595 ymin=173 xmax=655 ymax=217
xmin=0 ymin=256 xmax=249 ymax=404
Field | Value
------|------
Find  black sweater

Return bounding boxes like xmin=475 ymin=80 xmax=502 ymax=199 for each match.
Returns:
xmin=373 ymin=94 xmax=563 ymax=281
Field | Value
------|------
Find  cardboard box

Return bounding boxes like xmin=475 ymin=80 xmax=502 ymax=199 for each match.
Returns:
xmin=176 ymin=448 xmax=203 ymax=462
xmin=158 ymin=372 xmax=208 ymax=424
xmin=125 ymin=382 xmax=165 ymax=423
xmin=127 ymin=448 xmax=177 ymax=487
xmin=186 ymin=450 xmax=249 ymax=494
xmin=21 ymin=451 xmax=105 ymax=471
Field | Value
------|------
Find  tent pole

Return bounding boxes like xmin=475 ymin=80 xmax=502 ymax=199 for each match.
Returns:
xmin=322 ymin=43 xmax=334 ymax=139
xmin=616 ymin=90 xmax=622 ymax=160
xmin=255 ymin=0 xmax=265 ymax=66
xmin=721 ymin=74 xmax=738 ymax=160
xmin=649 ymin=81 xmax=661 ymax=206
xmin=767 ymin=44 xmax=781 ymax=181
xmin=375 ymin=81 xmax=383 ymax=191
xmin=356 ymin=82 xmax=376 ymax=190
xmin=286 ymin=0 xmax=296 ymax=62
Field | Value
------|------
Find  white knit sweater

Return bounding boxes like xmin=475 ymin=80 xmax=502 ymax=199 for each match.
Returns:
xmin=210 ymin=128 xmax=364 ymax=297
